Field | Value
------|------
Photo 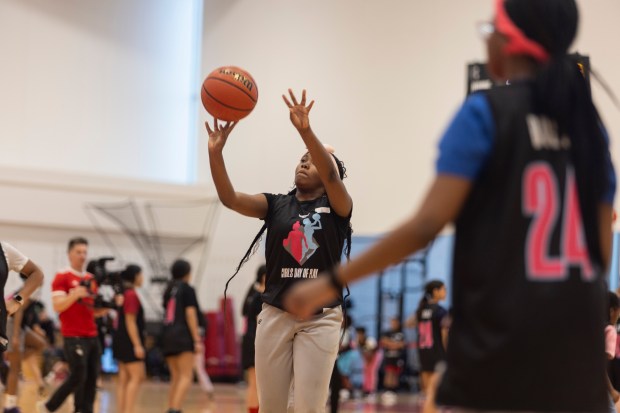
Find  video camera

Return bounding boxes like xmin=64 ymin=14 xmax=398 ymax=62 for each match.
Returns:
xmin=82 ymin=257 xmax=124 ymax=309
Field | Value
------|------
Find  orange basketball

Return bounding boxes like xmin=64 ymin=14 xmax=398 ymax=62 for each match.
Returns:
xmin=201 ymin=66 xmax=258 ymax=122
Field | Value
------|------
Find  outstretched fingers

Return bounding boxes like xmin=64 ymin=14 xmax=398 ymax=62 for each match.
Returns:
xmin=283 ymin=94 xmax=293 ymax=108
xmin=284 ymin=89 xmax=314 ymax=110
xmin=226 ymin=121 xmax=238 ymax=133
xmin=288 ymin=88 xmax=299 ymax=106
xmin=301 ymin=89 xmax=307 ymax=106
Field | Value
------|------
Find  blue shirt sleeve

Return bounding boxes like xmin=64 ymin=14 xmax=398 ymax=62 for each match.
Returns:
xmin=436 ymin=93 xmax=495 ymax=180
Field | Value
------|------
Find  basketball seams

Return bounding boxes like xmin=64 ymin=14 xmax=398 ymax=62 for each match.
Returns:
xmin=202 ymin=86 xmax=252 ymax=113
xmin=205 ymin=76 xmax=258 ymax=103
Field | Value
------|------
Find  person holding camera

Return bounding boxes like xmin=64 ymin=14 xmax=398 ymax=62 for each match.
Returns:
xmin=113 ymin=264 xmax=145 ymax=413
xmin=38 ymin=237 xmax=112 ymax=413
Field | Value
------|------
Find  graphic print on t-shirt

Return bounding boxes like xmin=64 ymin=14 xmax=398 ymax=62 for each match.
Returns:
xmin=282 ymin=212 xmax=322 ymax=265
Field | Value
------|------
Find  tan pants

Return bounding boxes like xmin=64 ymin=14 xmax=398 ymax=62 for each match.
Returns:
xmin=255 ymin=304 xmax=342 ymax=413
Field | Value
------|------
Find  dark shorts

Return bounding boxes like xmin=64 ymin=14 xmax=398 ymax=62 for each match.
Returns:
xmin=113 ymin=343 xmax=144 ymax=364
xmin=113 ymin=333 xmax=145 ymax=363
xmin=161 ymin=324 xmax=194 ymax=357
xmin=419 ymin=353 xmax=444 ymax=373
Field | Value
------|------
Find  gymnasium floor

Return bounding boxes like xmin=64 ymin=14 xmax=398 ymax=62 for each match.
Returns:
xmin=8 ymin=379 xmax=422 ymax=413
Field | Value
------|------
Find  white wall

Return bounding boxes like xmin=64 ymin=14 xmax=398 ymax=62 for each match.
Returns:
xmin=198 ymin=0 xmax=620 ymax=321
xmin=0 ymin=0 xmax=203 ymax=183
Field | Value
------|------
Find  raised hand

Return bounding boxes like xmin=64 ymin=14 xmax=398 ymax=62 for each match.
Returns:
xmin=283 ymin=89 xmax=314 ymax=132
xmin=206 ymin=118 xmax=237 ymax=152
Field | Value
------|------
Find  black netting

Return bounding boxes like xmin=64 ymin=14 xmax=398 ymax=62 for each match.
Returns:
xmin=85 ymin=198 xmax=219 ymax=318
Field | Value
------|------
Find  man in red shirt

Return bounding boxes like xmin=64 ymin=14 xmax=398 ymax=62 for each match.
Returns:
xmin=38 ymin=238 xmax=106 ymax=413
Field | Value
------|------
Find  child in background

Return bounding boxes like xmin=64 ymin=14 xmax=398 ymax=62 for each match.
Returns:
xmin=606 ymin=291 xmax=620 ymax=412
xmin=356 ymin=327 xmax=382 ymax=400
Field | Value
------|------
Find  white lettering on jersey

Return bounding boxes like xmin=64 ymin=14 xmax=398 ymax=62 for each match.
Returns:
xmin=526 ymin=115 xmax=571 ymax=151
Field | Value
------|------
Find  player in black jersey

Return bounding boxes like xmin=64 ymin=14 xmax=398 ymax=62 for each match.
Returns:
xmin=414 ymin=281 xmax=448 ymax=397
xmin=206 ymin=89 xmax=353 ymax=412
xmin=240 ymin=264 xmax=266 ymax=413
xmin=285 ymin=0 xmax=615 ymax=411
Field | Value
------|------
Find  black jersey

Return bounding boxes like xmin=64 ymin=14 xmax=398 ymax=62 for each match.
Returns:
xmin=261 ymin=193 xmax=350 ymax=310
xmin=417 ymin=303 xmax=447 ymax=369
xmin=381 ymin=328 xmax=406 ymax=363
xmin=436 ymin=85 xmax=609 ymax=412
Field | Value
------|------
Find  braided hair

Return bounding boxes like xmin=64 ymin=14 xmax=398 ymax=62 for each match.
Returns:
xmin=504 ymin=0 xmax=609 ymax=268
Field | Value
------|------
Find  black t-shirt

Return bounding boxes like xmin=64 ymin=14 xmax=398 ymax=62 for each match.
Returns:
xmin=436 ymin=85 xmax=609 ymax=412
xmin=163 ymin=281 xmax=199 ymax=327
xmin=381 ymin=329 xmax=406 ymax=361
xmin=416 ymin=303 xmax=447 ymax=362
xmin=261 ymin=193 xmax=350 ymax=309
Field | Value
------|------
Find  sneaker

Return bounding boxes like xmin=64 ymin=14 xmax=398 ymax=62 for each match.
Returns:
xmin=35 ymin=401 xmax=50 ymax=413
xmin=364 ymin=393 xmax=377 ymax=403
xmin=381 ymin=391 xmax=398 ymax=406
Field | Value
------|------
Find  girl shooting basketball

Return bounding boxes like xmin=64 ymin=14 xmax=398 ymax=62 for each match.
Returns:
xmin=206 ymin=89 xmax=352 ymax=413
xmin=284 ymin=0 xmax=616 ymax=411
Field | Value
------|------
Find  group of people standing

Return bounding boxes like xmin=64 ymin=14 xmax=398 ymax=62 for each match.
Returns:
xmin=22 ymin=236 xmax=209 ymax=413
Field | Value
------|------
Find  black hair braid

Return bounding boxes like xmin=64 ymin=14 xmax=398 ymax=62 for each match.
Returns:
xmin=222 ymin=187 xmax=297 ymax=313
xmin=506 ymin=0 xmax=608 ymax=268
xmin=223 ymin=222 xmax=267 ymax=312
xmin=330 ymin=153 xmax=354 ymax=340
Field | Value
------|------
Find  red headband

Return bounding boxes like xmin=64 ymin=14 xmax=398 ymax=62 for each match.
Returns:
xmin=495 ymin=0 xmax=550 ymax=63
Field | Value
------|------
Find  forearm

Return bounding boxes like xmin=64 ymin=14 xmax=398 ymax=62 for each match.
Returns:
xmin=338 ymin=213 xmax=439 ymax=285
xmin=336 ymin=176 xmax=470 ymax=285
xmin=94 ymin=308 xmax=110 ymax=318
xmin=299 ymin=127 xmax=339 ymax=183
xmin=52 ymin=294 xmax=79 ymax=314
xmin=208 ymin=149 xmax=238 ymax=208
xmin=19 ymin=268 xmax=43 ymax=301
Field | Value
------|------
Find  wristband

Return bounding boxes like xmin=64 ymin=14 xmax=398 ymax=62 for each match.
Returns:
xmin=326 ymin=267 xmax=344 ymax=292
xmin=13 ymin=294 xmax=24 ymax=306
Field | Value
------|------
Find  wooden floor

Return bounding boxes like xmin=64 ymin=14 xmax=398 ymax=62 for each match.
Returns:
xmin=4 ymin=378 xmax=422 ymax=413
